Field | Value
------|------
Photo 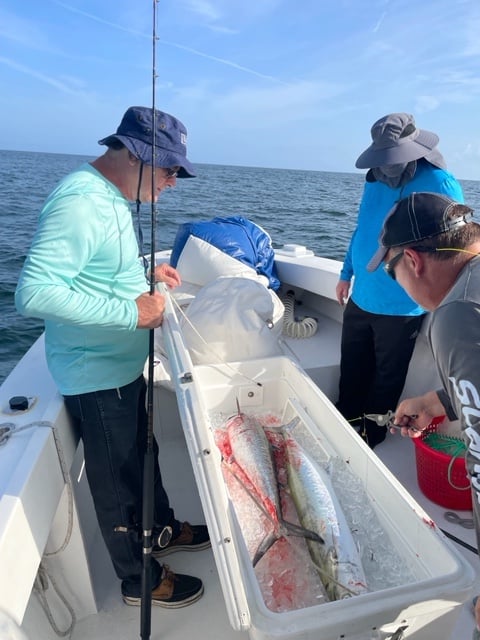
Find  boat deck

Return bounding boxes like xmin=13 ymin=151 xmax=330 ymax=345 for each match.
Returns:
xmin=378 ymin=433 xmax=479 ymax=639
xmin=59 ymin=430 xmax=479 ymax=640
xmin=70 ymin=551 xmax=245 ymax=640
xmin=10 ymin=263 xmax=480 ymax=640
xmin=22 ymin=385 xmax=247 ymax=640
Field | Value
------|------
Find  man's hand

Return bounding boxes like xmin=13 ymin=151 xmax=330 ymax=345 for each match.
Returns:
xmin=154 ymin=263 xmax=181 ymax=289
xmin=136 ymin=290 xmax=166 ymax=328
xmin=393 ymin=391 xmax=446 ymax=437
xmin=336 ymin=280 xmax=350 ymax=306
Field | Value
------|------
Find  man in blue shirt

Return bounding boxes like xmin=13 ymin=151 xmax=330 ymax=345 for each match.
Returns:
xmin=335 ymin=113 xmax=464 ymax=448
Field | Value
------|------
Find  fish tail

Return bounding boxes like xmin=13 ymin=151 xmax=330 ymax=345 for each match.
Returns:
xmin=282 ymin=416 xmax=301 ymax=432
xmin=252 ymin=531 xmax=281 ymax=567
xmin=281 ymin=519 xmax=325 ymax=544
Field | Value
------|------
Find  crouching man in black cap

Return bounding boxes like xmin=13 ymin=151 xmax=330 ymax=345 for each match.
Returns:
xmin=15 ymin=106 xmax=209 ymax=607
xmin=368 ymin=191 xmax=480 ymax=639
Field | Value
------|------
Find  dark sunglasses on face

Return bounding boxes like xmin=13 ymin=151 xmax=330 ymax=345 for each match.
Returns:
xmin=384 ymin=250 xmax=404 ymax=280
xmin=383 ymin=246 xmax=454 ymax=280
xmin=165 ymin=166 xmax=180 ymax=178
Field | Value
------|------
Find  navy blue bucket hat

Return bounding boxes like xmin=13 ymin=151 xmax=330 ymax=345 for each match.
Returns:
xmin=98 ymin=106 xmax=196 ymax=178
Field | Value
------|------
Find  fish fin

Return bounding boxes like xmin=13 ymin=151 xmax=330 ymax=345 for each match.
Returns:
xmin=252 ymin=531 xmax=280 ymax=567
xmin=321 ymin=547 xmax=361 ymax=600
xmin=281 ymin=519 xmax=324 ymax=544
xmin=282 ymin=416 xmax=301 ymax=432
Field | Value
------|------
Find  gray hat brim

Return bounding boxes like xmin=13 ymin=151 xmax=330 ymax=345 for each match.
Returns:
xmin=355 ymin=129 xmax=439 ymax=169
xmin=367 ymin=246 xmax=389 ymax=272
xmin=99 ymin=134 xmax=196 ymax=178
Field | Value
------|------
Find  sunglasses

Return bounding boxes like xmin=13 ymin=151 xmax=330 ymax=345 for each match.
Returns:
xmin=165 ymin=166 xmax=180 ymax=178
xmin=383 ymin=250 xmax=404 ymax=280
xmin=383 ymin=246 xmax=460 ymax=280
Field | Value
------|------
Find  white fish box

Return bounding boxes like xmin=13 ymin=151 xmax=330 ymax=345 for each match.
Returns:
xmin=165 ymin=319 xmax=474 ymax=640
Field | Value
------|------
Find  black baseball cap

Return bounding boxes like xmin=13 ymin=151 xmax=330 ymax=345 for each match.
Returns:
xmin=367 ymin=192 xmax=474 ymax=271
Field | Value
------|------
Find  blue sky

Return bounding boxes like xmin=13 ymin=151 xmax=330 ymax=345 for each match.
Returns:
xmin=1 ymin=0 xmax=479 ymax=180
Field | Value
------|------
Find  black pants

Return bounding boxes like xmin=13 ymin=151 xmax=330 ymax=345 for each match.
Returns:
xmin=336 ymin=299 xmax=425 ymax=447
xmin=64 ymin=375 xmax=179 ymax=596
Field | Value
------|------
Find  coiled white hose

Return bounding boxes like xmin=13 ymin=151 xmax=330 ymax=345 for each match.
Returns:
xmin=281 ymin=290 xmax=318 ymax=339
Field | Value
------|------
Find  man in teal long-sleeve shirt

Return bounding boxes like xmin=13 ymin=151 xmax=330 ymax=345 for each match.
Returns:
xmin=15 ymin=106 xmax=210 ymax=607
xmin=335 ymin=113 xmax=464 ymax=448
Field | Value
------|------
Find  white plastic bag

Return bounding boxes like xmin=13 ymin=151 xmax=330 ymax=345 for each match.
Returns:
xmin=181 ymin=275 xmax=284 ymax=364
xmin=145 ymin=275 xmax=285 ymax=388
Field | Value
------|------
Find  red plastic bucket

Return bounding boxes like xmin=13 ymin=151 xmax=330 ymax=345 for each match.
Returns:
xmin=413 ymin=417 xmax=472 ymax=511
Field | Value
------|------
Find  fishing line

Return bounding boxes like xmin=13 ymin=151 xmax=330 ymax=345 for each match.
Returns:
xmin=223 ymin=462 xmax=277 ymax=526
xmin=167 ymin=290 xmax=263 ymax=387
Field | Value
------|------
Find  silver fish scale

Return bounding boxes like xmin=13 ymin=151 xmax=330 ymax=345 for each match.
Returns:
xmin=227 ymin=413 xmax=281 ymax=520
xmin=284 ymin=433 xmax=368 ymax=600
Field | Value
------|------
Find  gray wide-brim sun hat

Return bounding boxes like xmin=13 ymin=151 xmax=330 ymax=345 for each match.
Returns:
xmin=99 ymin=106 xmax=196 ymax=178
xmin=355 ymin=113 xmax=439 ymax=169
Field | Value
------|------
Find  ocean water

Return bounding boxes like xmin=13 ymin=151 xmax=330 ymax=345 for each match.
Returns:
xmin=1 ymin=149 xmax=479 ymax=384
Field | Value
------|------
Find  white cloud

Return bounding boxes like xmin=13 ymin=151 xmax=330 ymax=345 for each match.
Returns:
xmin=196 ymin=80 xmax=348 ymax=128
xmin=184 ymin=0 xmax=221 ymax=22
xmin=0 ymin=7 xmax=57 ymax=52
xmin=372 ymin=12 xmax=387 ymax=33
xmin=0 ymin=56 xmax=90 ymax=97
xmin=463 ymin=16 xmax=480 ymax=56
xmin=414 ymin=96 xmax=440 ymax=114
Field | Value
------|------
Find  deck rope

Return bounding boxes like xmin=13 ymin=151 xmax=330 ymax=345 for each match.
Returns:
xmin=33 ymin=564 xmax=76 ymax=638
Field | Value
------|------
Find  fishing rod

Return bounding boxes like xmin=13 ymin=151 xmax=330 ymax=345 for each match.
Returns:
xmin=140 ymin=1 xmax=159 ymax=638
xmin=440 ymin=528 xmax=478 ymax=555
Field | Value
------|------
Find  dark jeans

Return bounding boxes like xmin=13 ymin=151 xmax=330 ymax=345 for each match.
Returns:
xmin=64 ymin=375 xmax=179 ymax=596
xmin=336 ymin=299 xmax=425 ymax=445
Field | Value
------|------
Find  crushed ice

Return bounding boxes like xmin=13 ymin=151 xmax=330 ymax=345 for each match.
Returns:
xmin=210 ymin=409 xmax=417 ymax=613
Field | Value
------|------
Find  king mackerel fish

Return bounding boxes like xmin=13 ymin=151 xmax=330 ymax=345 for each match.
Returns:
xmin=283 ymin=429 xmax=368 ymax=600
xmin=225 ymin=412 xmax=324 ymax=566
